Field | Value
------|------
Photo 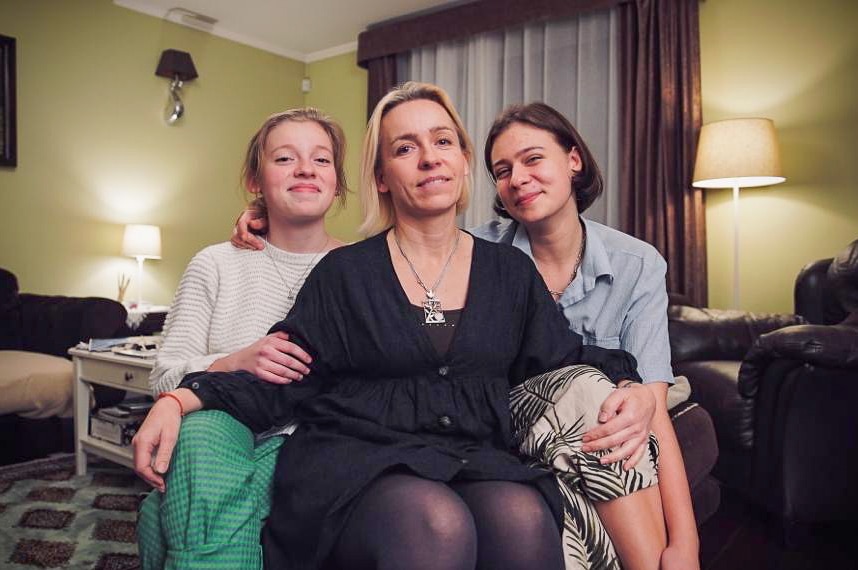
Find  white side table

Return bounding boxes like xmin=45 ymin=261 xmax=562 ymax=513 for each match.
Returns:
xmin=69 ymin=347 xmax=154 ymax=475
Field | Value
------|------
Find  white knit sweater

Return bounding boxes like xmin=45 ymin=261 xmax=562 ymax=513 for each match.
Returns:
xmin=149 ymin=241 xmax=327 ymax=395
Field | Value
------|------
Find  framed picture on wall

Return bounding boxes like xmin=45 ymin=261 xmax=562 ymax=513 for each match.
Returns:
xmin=1 ymin=34 xmax=17 ymax=168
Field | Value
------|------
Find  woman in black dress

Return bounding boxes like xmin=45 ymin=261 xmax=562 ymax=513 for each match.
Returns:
xmin=133 ymin=82 xmax=665 ymax=570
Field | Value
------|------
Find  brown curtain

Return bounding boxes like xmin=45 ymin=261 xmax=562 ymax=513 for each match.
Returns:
xmin=364 ymin=55 xmax=398 ymax=120
xmin=357 ymin=0 xmax=627 ymax=119
xmin=619 ymin=0 xmax=707 ymax=306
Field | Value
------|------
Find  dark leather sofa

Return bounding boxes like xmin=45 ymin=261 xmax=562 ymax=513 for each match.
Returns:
xmin=0 ymin=267 xmax=130 ymax=465
xmin=668 ymin=240 xmax=858 ymax=539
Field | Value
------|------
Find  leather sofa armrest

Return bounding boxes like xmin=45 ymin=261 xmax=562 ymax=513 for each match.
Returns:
xmin=794 ymin=258 xmax=834 ymax=324
xmin=738 ymin=313 xmax=858 ymax=398
xmin=19 ymin=294 xmax=128 ymax=358
xmin=668 ymin=304 xmax=805 ymax=363
xmin=0 ymin=268 xmax=23 ymax=350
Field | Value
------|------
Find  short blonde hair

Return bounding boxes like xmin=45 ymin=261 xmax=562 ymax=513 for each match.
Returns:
xmin=358 ymin=82 xmax=473 ymax=237
xmin=242 ymin=108 xmax=349 ymax=215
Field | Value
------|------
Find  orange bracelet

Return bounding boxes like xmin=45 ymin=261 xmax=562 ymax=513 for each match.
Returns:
xmin=158 ymin=392 xmax=185 ymax=416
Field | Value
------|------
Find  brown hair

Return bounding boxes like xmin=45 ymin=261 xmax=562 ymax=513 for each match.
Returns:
xmin=358 ymin=82 xmax=473 ymax=236
xmin=484 ymin=102 xmax=603 ymax=217
xmin=241 ymin=108 xmax=349 ymax=214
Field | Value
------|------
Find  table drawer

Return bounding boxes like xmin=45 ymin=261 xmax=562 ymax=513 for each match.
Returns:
xmin=78 ymin=358 xmax=151 ymax=392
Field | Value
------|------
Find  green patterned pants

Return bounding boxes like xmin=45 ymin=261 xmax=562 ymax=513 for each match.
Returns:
xmin=137 ymin=410 xmax=283 ymax=570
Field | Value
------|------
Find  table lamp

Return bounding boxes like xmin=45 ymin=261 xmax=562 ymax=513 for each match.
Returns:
xmin=692 ymin=118 xmax=785 ymax=309
xmin=122 ymin=224 xmax=161 ymax=307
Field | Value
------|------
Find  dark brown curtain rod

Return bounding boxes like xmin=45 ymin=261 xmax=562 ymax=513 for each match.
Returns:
xmin=357 ymin=0 xmax=630 ymax=67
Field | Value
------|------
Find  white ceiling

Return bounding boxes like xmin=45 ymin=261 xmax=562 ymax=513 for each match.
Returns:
xmin=114 ymin=0 xmax=459 ymax=62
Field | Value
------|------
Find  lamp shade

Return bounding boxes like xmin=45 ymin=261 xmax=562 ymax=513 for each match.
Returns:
xmin=122 ymin=224 xmax=162 ymax=259
xmin=155 ymin=49 xmax=198 ymax=81
xmin=692 ymin=118 xmax=785 ymax=189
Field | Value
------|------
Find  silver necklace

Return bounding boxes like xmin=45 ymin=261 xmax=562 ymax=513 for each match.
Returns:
xmin=546 ymin=223 xmax=587 ymax=298
xmin=393 ymin=229 xmax=461 ymax=324
xmin=262 ymin=235 xmax=329 ymax=301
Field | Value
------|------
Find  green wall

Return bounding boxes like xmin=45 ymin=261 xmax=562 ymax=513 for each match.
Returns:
xmin=3 ymin=0 xmax=854 ymax=313
xmin=0 ymin=0 xmax=305 ymax=305
xmin=305 ymin=53 xmax=367 ymax=244
xmin=700 ymin=0 xmax=858 ymax=312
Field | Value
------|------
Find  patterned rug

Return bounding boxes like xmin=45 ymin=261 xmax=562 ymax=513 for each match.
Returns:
xmin=0 ymin=454 xmax=149 ymax=569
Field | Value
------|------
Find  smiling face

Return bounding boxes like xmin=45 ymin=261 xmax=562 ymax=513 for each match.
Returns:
xmin=251 ymin=120 xmax=339 ymax=223
xmin=376 ymin=99 xmax=470 ymax=223
xmin=489 ymin=123 xmax=581 ymax=226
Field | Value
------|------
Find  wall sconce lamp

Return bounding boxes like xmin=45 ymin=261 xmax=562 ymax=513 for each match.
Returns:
xmin=122 ymin=224 xmax=162 ymax=307
xmin=155 ymin=49 xmax=198 ymax=125
xmin=692 ymin=118 xmax=786 ymax=309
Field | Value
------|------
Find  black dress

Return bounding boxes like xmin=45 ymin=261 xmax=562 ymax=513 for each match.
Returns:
xmin=180 ymin=231 xmax=640 ymax=569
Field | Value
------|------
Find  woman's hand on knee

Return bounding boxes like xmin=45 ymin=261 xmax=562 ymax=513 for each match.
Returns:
xmin=581 ymin=382 xmax=655 ymax=469
xmin=230 ymin=206 xmax=267 ymax=250
xmin=132 ymin=398 xmax=183 ymax=492
xmin=210 ymin=332 xmax=313 ymax=384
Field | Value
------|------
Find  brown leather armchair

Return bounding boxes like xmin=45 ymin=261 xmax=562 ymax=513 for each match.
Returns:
xmin=668 ymin=240 xmax=858 ymax=540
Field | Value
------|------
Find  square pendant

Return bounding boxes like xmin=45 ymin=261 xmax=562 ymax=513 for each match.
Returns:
xmin=423 ymin=297 xmax=445 ymax=324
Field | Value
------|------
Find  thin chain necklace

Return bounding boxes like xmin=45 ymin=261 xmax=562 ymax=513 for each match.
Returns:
xmin=545 ymin=223 xmax=587 ymax=299
xmin=262 ymin=235 xmax=330 ymax=301
xmin=393 ymin=229 xmax=461 ymax=324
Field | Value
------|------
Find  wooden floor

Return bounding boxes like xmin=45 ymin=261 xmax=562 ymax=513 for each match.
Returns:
xmin=698 ymin=489 xmax=858 ymax=570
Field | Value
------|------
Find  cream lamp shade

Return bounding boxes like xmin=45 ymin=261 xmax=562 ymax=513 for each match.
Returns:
xmin=122 ymin=224 xmax=161 ymax=307
xmin=122 ymin=224 xmax=162 ymax=259
xmin=691 ymin=118 xmax=785 ymax=310
xmin=692 ymin=118 xmax=785 ymax=189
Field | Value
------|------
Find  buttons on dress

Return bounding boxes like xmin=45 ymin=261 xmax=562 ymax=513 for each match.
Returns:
xmin=437 ymin=415 xmax=453 ymax=428
xmin=459 ymin=458 xmax=469 ymax=465
xmin=438 ymin=366 xmax=449 ymax=377
xmin=191 ymin=382 xmax=200 ymax=389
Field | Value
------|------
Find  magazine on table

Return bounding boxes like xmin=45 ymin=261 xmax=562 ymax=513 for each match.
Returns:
xmin=77 ymin=335 xmax=162 ymax=358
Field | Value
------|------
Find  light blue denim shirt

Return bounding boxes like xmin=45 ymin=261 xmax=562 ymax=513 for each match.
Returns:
xmin=471 ymin=217 xmax=674 ymax=383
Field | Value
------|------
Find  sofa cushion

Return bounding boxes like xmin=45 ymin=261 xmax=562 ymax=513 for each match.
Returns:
xmin=670 ymin=401 xmax=718 ymax=490
xmin=667 ymin=374 xmax=692 ymax=409
xmin=0 ymin=350 xmax=75 ymax=418
xmin=675 ymin=360 xmax=754 ymax=450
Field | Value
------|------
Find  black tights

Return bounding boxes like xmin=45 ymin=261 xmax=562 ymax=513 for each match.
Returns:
xmin=326 ymin=473 xmax=564 ymax=570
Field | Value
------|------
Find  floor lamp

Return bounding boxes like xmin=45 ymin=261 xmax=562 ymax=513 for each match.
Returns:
xmin=122 ymin=224 xmax=162 ymax=308
xmin=692 ymin=118 xmax=785 ymax=309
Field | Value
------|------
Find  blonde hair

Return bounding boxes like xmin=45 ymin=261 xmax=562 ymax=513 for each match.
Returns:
xmin=241 ymin=107 xmax=349 ymax=216
xmin=358 ymin=82 xmax=473 ymax=237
